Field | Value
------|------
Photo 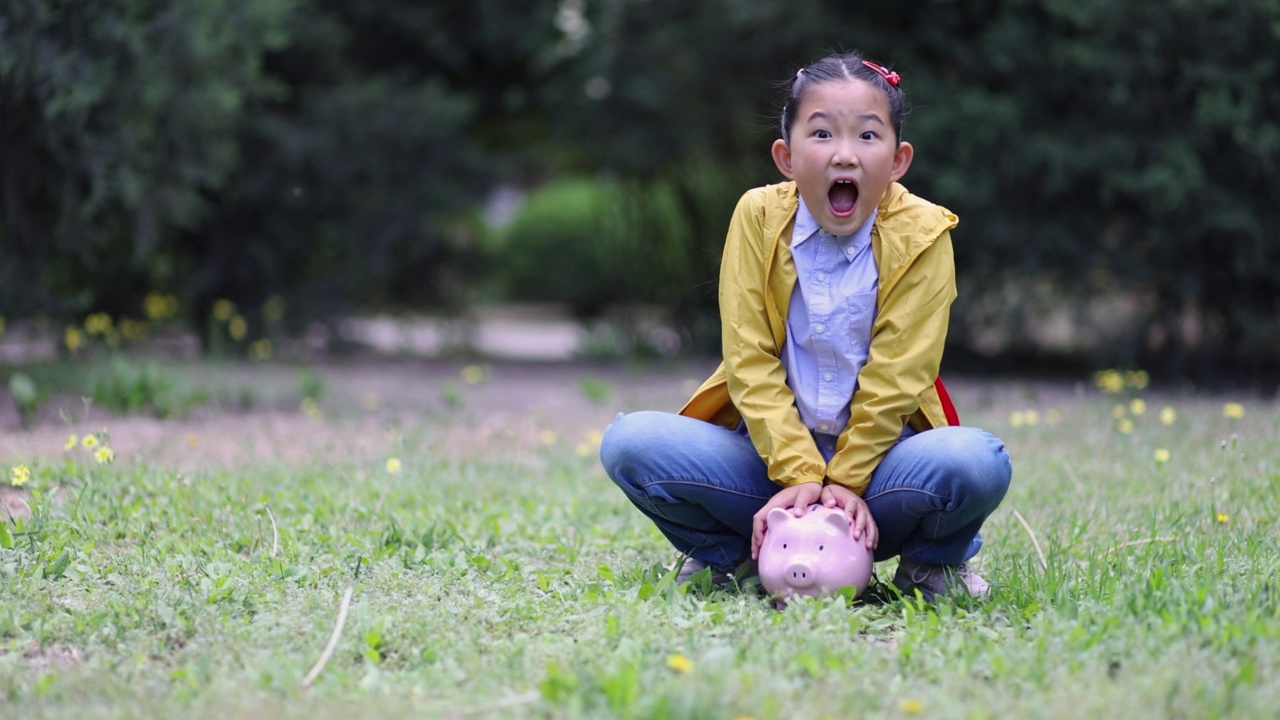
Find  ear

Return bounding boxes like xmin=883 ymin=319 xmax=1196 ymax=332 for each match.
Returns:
xmin=767 ymin=507 xmax=793 ymax=527
xmin=771 ymin=139 xmax=794 ymax=179
xmin=889 ymin=140 xmax=914 ymax=183
xmin=823 ymin=510 xmax=850 ymax=534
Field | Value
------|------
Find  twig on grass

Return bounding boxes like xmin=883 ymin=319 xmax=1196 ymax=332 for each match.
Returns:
xmin=1062 ymin=460 xmax=1084 ymax=495
xmin=301 ymin=584 xmax=355 ymax=689
xmin=264 ymin=504 xmax=279 ymax=558
xmin=1011 ymin=509 xmax=1047 ymax=571
xmin=1108 ymin=536 xmax=1175 ymax=553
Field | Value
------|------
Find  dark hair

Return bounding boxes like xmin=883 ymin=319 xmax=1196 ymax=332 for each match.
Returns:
xmin=779 ymin=52 xmax=911 ymax=144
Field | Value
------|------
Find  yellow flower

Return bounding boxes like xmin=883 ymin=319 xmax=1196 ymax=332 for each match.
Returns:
xmin=385 ymin=457 xmax=402 ymax=474
xmin=300 ymin=397 xmax=323 ymax=421
xmin=65 ymin=326 xmax=85 ymax=351
xmin=1112 ymin=404 xmax=1126 ymax=419
xmin=1009 ymin=411 xmax=1025 ymax=427
xmin=118 ymin=317 xmax=149 ymax=341
xmin=1093 ymin=369 xmax=1124 ymax=394
xmin=585 ymin=430 xmax=604 ymax=447
xmin=84 ymin=312 xmax=113 ymax=335
xmin=898 ymin=698 xmax=924 ymax=714
xmin=1124 ymin=370 xmax=1150 ymax=389
xmin=144 ymin=292 xmax=179 ymax=320
xmin=539 ymin=430 xmax=557 ymax=446
xmin=248 ymin=338 xmax=273 ymax=361
xmin=212 ymin=299 xmax=236 ymax=321
xmin=0 ymin=316 xmax=6 ymax=335
xmin=65 ymin=434 xmax=79 ymax=451
xmin=185 ymin=434 xmax=199 ymax=449
xmin=262 ymin=296 xmax=285 ymax=323
xmin=361 ymin=392 xmax=382 ymax=411
xmin=94 ymin=447 xmax=115 ymax=464
xmin=1216 ymin=513 xmax=1229 ymax=523
xmin=1160 ymin=406 xmax=1177 ymax=425
xmin=1129 ymin=398 xmax=1146 ymax=416
xmin=1045 ymin=408 xmax=1063 ymax=425
xmin=1154 ymin=448 xmax=1170 ymax=463
xmin=81 ymin=434 xmax=100 ymax=449
xmin=1117 ymin=418 xmax=1135 ymax=434
xmin=575 ymin=443 xmax=592 ymax=457
xmin=228 ymin=315 xmax=248 ymax=341
xmin=1223 ymin=402 xmax=1245 ymax=420
xmin=460 ymin=364 xmax=485 ymax=385
xmin=10 ymin=465 xmax=31 ymax=487
xmin=1024 ymin=410 xmax=1040 ymax=426
xmin=665 ymin=653 xmax=693 ymax=673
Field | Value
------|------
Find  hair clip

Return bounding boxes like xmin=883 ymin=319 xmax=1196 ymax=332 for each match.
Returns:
xmin=860 ymin=60 xmax=900 ymax=87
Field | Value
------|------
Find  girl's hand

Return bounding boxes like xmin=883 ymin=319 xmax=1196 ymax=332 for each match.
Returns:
xmin=820 ymin=483 xmax=878 ymax=551
xmin=750 ymin=482 xmax=823 ymax=560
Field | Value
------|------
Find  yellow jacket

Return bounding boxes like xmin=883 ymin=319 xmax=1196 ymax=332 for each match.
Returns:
xmin=678 ymin=181 xmax=959 ymax=494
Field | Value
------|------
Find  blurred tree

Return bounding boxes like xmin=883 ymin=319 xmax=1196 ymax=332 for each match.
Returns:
xmin=0 ymin=0 xmax=292 ymax=318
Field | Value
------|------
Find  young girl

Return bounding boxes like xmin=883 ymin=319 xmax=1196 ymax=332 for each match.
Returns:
xmin=600 ymin=52 xmax=1011 ymax=601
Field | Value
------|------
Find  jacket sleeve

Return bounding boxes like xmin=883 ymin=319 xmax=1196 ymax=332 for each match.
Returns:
xmin=826 ymin=230 xmax=957 ymax=494
xmin=720 ymin=192 xmax=826 ymax=488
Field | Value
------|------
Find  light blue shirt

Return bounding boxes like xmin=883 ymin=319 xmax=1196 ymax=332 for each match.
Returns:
xmin=781 ymin=198 xmax=878 ymax=439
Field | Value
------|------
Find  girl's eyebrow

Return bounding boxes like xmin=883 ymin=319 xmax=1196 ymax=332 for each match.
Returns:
xmin=805 ymin=110 xmax=885 ymax=125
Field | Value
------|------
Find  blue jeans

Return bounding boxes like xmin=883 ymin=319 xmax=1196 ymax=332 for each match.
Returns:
xmin=600 ymin=411 xmax=1011 ymax=572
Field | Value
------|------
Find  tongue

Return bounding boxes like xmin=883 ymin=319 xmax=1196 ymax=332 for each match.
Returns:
xmin=829 ymin=184 xmax=857 ymax=214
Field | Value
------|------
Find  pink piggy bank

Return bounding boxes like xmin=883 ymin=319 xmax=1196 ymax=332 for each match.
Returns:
xmin=758 ymin=504 xmax=874 ymax=604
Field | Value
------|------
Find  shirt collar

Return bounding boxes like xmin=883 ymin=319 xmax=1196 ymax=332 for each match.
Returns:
xmin=792 ymin=196 xmax=877 ymax=263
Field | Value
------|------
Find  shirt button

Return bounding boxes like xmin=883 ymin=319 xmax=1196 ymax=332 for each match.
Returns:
xmin=814 ymin=323 xmax=826 ymax=334
xmin=816 ymin=272 xmax=827 ymax=282
xmin=819 ymin=424 xmax=829 ymax=432
xmin=846 ymin=246 xmax=856 ymax=255
xmin=824 ymin=372 xmax=833 ymax=382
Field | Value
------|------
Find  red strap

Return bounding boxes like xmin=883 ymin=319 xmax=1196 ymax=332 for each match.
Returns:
xmin=934 ymin=377 xmax=960 ymax=426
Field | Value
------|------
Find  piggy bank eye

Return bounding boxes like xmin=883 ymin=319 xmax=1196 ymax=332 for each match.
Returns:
xmin=819 ymin=545 xmax=824 ymax=551
xmin=782 ymin=543 xmax=788 ymax=549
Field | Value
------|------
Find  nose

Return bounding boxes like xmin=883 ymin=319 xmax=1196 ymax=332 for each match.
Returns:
xmin=832 ymin=138 xmax=858 ymax=166
xmin=785 ymin=562 xmax=815 ymax=588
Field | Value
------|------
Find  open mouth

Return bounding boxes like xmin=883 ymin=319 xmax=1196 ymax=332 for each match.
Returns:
xmin=828 ymin=179 xmax=858 ymax=218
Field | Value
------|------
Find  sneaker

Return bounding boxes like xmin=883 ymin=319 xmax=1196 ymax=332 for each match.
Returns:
xmin=673 ymin=556 xmax=757 ymax=588
xmin=891 ymin=558 xmax=990 ymax=601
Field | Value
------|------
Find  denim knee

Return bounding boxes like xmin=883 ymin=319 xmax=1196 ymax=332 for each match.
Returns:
xmin=918 ymin=426 xmax=1012 ymax=509
xmin=599 ymin=411 xmax=661 ymax=491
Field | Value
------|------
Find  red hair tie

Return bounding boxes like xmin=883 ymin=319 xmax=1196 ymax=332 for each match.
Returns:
xmin=861 ymin=60 xmax=900 ymax=87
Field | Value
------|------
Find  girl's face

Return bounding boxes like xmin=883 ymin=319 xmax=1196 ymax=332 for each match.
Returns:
xmin=772 ymin=79 xmax=913 ymax=236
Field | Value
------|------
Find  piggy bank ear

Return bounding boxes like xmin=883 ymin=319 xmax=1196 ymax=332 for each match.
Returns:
xmin=767 ymin=507 xmax=793 ymax=527
xmin=823 ymin=511 xmax=851 ymax=534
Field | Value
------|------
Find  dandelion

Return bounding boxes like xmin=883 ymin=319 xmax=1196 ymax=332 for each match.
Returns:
xmin=10 ymin=465 xmax=30 ymax=487
xmin=248 ymin=338 xmax=273 ymax=361
xmin=1223 ymin=402 xmax=1245 ymax=419
xmin=81 ymin=434 xmax=100 ymax=450
xmin=84 ymin=312 xmax=113 ymax=335
xmin=1117 ymin=418 xmax=1134 ymax=435
xmin=118 ymin=318 xmax=148 ymax=341
xmin=1094 ymin=369 xmax=1124 ymax=394
xmin=1154 ymin=448 xmax=1170 ymax=464
xmin=1024 ymin=410 xmax=1040 ymax=426
xmin=575 ymin=443 xmax=592 ymax=457
xmin=228 ymin=315 xmax=248 ymax=341
xmin=65 ymin=326 xmax=85 ymax=351
xmin=1112 ymin=404 xmax=1126 ymax=419
xmin=1009 ymin=411 xmax=1024 ymax=427
xmin=1045 ymin=408 xmax=1063 ymax=425
xmin=94 ymin=447 xmax=115 ymax=464
xmin=1160 ymin=406 xmax=1177 ymax=425
xmin=1129 ymin=398 xmax=1146 ymax=416
xmin=460 ymin=364 xmax=485 ymax=385
xmin=1216 ymin=513 xmax=1229 ymax=523
xmin=898 ymin=699 xmax=924 ymax=714
xmin=212 ymin=299 xmax=236 ymax=321
xmin=385 ymin=457 xmax=402 ymax=474
xmin=539 ymin=430 xmax=557 ymax=446
xmin=263 ymin=296 xmax=285 ymax=323
xmin=665 ymin=653 xmax=693 ymax=673
xmin=65 ymin=434 xmax=79 ymax=451
xmin=144 ymin=292 xmax=179 ymax=320
xmin=585 ymin=429 xmax=604 ymax=448
xmin=1124 ymin=370 xmax=1150 ymax=389
xmin=361 ymin=393 xmax=382 ymax=411
xmin=185 ymin=434 xmax=199 ymax=449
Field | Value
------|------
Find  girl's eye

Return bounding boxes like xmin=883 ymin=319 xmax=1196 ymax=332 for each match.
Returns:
xmin=860 ymin=131 xmax=877 ymax=140
xmin=814 ymin=129 xmax=831 ymax=139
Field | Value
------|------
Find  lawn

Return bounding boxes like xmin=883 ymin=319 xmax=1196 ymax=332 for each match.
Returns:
xmin=1 ymin=361 xmax=1277 ymax=719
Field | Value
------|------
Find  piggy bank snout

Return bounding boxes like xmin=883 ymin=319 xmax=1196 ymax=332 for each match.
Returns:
xmin=785 ymin=560 xmax=816 ymax=587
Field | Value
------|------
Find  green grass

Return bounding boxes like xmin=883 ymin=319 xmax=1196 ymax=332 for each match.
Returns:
xmin=1 ymin=378 xmax=1278 ymax=719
